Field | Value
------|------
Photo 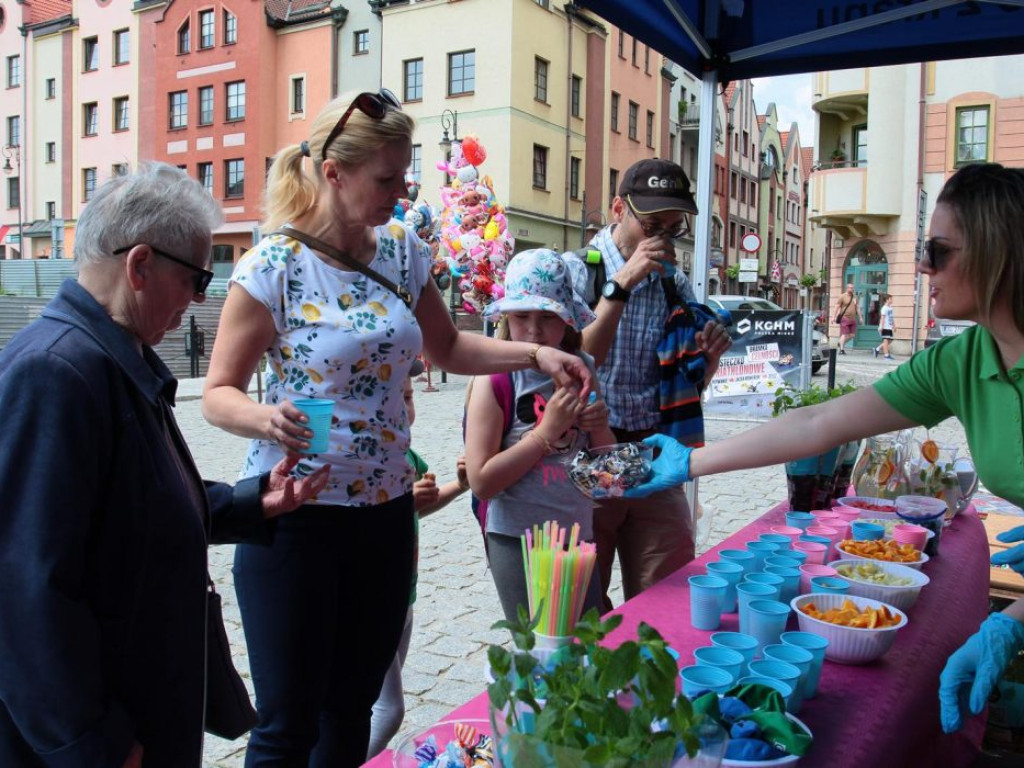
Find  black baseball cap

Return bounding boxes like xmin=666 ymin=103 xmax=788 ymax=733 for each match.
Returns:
xmin=618 ymin=159 xmax=698 ymax=215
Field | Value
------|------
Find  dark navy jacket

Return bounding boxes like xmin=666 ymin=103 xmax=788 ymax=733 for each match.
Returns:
xmin=0 ymin=280 xmax=269 ymax=767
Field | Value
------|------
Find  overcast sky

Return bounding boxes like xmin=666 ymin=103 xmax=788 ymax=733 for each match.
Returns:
xmin=750 ymin=73 xmax=817 ymax=150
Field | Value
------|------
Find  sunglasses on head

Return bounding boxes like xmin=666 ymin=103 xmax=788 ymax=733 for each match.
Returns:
xmin=320 ymin=89 xmax=402 ymax=162
xmin=920 ymin=239 xmax=962 ymax=272
xmin=114 ymin=244 xmax=215 ymax=295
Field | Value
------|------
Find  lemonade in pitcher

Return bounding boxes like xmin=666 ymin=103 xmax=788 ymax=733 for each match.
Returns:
xmin=851 ymin=434 xmax=910 ymax=500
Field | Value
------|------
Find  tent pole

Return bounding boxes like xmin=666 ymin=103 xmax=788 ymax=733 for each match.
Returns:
xmin=692 ymin=70 xmax=718 ymax=304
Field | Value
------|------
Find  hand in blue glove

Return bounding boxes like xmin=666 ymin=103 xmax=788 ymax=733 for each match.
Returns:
xmin=991 ymin=525 xmax=1024 ymax=575
xmin=623 ymin=433 xmax=692 ymax=498
xmin=939 ymin=612 xmax=1024 ymax=733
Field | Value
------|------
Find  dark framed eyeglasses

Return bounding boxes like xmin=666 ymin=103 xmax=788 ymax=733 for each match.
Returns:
xmin=920 ymin=239 xmax=962 ymax=272
xmin=320 ymin=89 xmax=402 ymax=162
xmin=626 ymin=200 xmax=691 ymax=240
xmin=114 ymin=245 xmax=215 ymax=295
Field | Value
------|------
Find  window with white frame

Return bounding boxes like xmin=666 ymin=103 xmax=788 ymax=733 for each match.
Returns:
xmin=113 ymin=28 xmax=129 ymax=65
xmin=291 ymin=77 xmax=305 ymax=115
xmin=956 ymin=105 xmax=990 ymax=165
xmin=199 ymin=9 xmax=215 ymax=49
xmin=45 ymin=142 xmax=56 ymax=163
xmin=45 ymin=78 xmax=56 ymax=99
xmin=198 ymin=162 xmax=213 ymax=195
xmin=83 ymin=38 xmax=99 ymax=72
xmin=7 ymin=177 xmax=18 ymax=209
xmin=83 ymin=168 xmax=97 ymax=202
xmin=199 ymin=86 xmax=213 ymax=125
xmin=354 ymin=30 xmax=369 ymax=55
xmin=6 ymin=115 xmax=19 ymax=146
xmin=447 ymin=50 xmax=475 ymax=96
xmin=403 ymin=59 xmax=423 ymax=102
xmin=408 ymin=144 xmax=421 ymax=183
xmin=113 ymin=96 xmax=129 ymax=131
xmin=534 ymin=57 xmax=548 ymax=103
xmin=6 ymin=55 xmax=20 ymax=87
xmin=46 ymin=201 xmax=56 ymax=220
xmin=223 ymin=10 xmax=237 ymax=44
xmin=83 ymin=103 xmax=98 ymax=136
xmin=224 ymin=158 xmax=244 ymax=198
xmin=225 ymin=81 xmax=245 ymax=121
xmin=532 ymin=144 xmax=548 ymax=189
xmin=169 ymin=91 xmax=188 ymax=129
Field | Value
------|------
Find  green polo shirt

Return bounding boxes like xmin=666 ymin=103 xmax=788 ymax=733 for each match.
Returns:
xmin=874 ymin=325 xmax=1024 ymax=508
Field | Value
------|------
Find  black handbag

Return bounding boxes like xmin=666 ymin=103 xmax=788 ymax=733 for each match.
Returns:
xmin=205 ymin=580 xmax=258 ymax=739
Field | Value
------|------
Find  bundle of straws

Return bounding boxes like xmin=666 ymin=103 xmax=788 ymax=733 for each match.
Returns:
xmin=522 ymin=521 xmax=598 ymax=637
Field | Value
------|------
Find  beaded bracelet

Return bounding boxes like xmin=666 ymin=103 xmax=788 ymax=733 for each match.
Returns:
xmin=528 ymin=430 xmax=553 ymax=455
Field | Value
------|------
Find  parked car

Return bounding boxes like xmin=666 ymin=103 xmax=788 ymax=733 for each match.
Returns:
xmin=706 ymin=294 xmax=828 ymax=374
xmin=924 ymin=318 xmax=974 ymax=348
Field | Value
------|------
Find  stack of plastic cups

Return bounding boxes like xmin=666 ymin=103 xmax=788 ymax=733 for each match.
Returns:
xmin=765 ymin=565 xmax=801 ymax=604
xmin=706 ymin=561 xmax=744 ymax=613
xmin=781 ymin=631 xmax=830 ymax=700
xmin=895 ymin=495 xmax=947 ymax=556
xmin=720 ymin=549 xmax=756 ymax=578
xmin=799 ymin=563 xmax=838 ymax=594
xmin=806 ymin=524 xmax=840 ymax=561
xmin=786 ymin=511 xmax=815 ymax=531
xmin=744 ymin=572 xmax=784 ymax=601
xmin=748 ymin=659 xmax=802 ymax=712
xmin=892 ymin=523 xmax=929 ymax=552
xmin=793 ymin=539 xmax=828 ymax=565
xmin=711 ymin=632 xmax=759 ymax=671
xmin=810 ymin=576 xmax=850 ymax=595
xmin=759 ymin=533 xmax=792 ymax=552
xmin=769 ymin=526 xmax=804 ymax=549
xmin=811 ymin=509 xmax=840 ymax=527
xmin=782 ymin=549 xmax=809 ymax=567
xmin=737 ymin=582 xmax=776 ymax=634
xmin=831 ymin=505 xmax=862 ymax=524
xmin=688 ymin=575 xmax=728 ymax=631
xmin=765 ymin=555 xmax=803 ymax=571
xmin=746 ymin=541 xmax=780 ymax=572
xmin=679 ymin=665 xmax=734 ymax=697
xmin=746 ymin=600 xmax=792 ymax=659
xmin=763 ymin=644 xmax=814 ymax=714
xmin=693 ymin=646 xmax=745 ymax=682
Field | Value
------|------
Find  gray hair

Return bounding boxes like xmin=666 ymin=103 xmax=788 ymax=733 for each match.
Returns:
xmin=74 ymin=162 xmax=223 ymax=266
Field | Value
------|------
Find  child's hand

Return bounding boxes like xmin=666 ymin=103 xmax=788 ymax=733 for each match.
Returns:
xmin=413 ymin=474 xmax=440 ymax=512
xmin=576 ymin=396 xmax=609 ymax=433
xmin=455 ymin=455 xmax=469 ymax=491
xmin=535 ymin=387 xmax=584 ymax=442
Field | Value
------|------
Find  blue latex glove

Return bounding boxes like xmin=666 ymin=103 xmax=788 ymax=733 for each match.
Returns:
xmin=991 ymin=525 xmax=1024 ymax=575
xmin=939 ymin=612 xmax=1024 ymax=733
xmin=623 ymin=434 xmax=692 ymax=498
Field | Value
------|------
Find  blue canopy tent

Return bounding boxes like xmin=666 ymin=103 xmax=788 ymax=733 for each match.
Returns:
xmin=578 ymin=0 xmax=1024 ymax=300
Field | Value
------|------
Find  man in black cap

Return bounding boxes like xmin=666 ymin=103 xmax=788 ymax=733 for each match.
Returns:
xmin=564 ymin=158 xmax=732 ymax=610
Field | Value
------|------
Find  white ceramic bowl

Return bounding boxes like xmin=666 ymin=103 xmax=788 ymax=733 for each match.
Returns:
xmin=720 ymin=712 xmax=812 ymax=767
xmin=830 ymin=558 xmax=930 ymax=612
xmin=790 ymin=593 xmax=907 ymax=665
xmin=836 ymin=496 xmax=897 ymax=515
xmin=834 ymin=541 xmax=929 ymax=571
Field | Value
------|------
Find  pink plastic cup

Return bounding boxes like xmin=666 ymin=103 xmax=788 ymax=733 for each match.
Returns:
xmin=793 ymin=540 xmax=828 ymax=566
xmin=811 ymin=510 xmax=839 ymax=525
xmin=831 ymin=506 xmax=862 ymax=523
xmin=806 ymin=525 xmax=839 ymax=561
xmin=770 ymin=525 xmax=804 ymax=546
xmin=892 ymin=523 xmax=929 ymax=552
xmin=799 ymin=563 xmax=838 ymax=594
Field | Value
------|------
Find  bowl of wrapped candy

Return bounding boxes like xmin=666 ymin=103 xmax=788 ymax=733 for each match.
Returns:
xmin=831 ymin=559 xmax=930 ymax=612
xmin=791 ymin=594 xmax=907 ymax=664
xmin=393 ymin=720 xmax=494 ymax=768
xmin=569 ymin=442 xmax=653 ymax=499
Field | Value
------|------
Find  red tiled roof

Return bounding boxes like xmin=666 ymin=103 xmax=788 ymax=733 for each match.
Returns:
xmin=801 ymin=147 xmax=814 ymax=176
xmin=756 ymin=114 xmax=766 ymax=128
xmin=779 ymin=130 xmax=790 ymax=148
xmin=25 ymin=0 xmax=72 ymax=26
xmin=265 ymin=0 xmax=334 ymax=22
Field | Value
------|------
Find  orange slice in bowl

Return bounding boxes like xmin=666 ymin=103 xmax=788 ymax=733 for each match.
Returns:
xmin=921 ymin=439 xmax=939 ymax=464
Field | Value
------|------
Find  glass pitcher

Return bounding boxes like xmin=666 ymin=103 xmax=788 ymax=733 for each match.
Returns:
xmin=850 ymin=433 xmax=910 ymax=499
xmin=904 ymin=438 xmax=961 ymax=519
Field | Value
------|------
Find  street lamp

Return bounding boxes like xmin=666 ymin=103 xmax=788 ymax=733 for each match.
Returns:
xmin=2 ymin=144 xmax=22 ymax=260
xmin=438 ymin=108 xmax=459 ymax=155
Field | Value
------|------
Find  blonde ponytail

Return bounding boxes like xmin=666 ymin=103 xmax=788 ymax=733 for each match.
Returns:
xmin=262 ymin=144 xmax=317 ymax=231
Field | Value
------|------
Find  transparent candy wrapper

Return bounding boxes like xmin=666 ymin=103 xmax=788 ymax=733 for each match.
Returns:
xmin=569 ymin=442 xmax=653 ymax=499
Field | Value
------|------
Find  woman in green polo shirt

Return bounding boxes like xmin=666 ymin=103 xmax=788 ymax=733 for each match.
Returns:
xmin=632 ymin=162 xmax=1024 ymax=734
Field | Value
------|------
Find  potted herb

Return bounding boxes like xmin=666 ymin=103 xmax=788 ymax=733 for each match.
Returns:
xmin=772 ymin=382 xmax=859 ymax=509
xmin=829 ymin=147 xmax=846 ymax=167
xmin=487 ymin=606 xmax=724 ymax=768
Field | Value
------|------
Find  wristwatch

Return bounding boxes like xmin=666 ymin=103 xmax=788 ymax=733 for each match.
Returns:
xmin=601 ymin=279 xmax=630 ymax=303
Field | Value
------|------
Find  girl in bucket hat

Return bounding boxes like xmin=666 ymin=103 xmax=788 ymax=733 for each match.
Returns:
xmin=466 ymin=249 xmax=614 ymax=622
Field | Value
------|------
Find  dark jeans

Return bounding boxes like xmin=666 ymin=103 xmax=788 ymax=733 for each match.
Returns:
xmin=235 ymin=495 xmax=415 ymax=768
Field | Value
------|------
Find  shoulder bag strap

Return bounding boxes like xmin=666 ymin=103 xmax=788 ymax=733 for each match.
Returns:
xmin=272 ymin=225 xmax=412 ymax=308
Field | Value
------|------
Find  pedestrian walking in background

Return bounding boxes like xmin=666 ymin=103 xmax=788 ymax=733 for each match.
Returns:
xmin=835 ymin=282 xmax=862 ymax=353
xmin=201 ymin=89 xmax=592 ymax=767
xmin=875 ymin=293 xmax=896 ymax=359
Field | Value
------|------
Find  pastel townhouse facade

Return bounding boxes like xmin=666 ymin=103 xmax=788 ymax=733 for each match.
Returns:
xmin=801 ymin=145 xmax=829 ymax=314
xmin=811 ymin=55 xmax=1024 ymax=352
xmin=779 ymin=126 xmax=805 ymax=310
xmin=719 ymin=80 xmax=760 ymax=296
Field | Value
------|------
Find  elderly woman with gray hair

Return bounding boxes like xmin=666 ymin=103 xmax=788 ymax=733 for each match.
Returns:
xmin=0 ymin=163 xmax=327 ymax=768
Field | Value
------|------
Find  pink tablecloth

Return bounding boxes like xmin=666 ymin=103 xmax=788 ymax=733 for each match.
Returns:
xmin=364 ymin=504 xmax=990 ymax=768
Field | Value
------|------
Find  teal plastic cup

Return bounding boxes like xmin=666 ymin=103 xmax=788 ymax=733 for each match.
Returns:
xmin=693 ymin=645 xmax=745 ymax=681
xmin=781 ymin=631 xmax=829 ymax=699
xmin=747 ymin=659 xmax=802 ymax=711
xmin=783 ymin=549 xmax=809 ymax=566
xmin=706 ymin=561 xmax=744 ymax=613
xmin=680 ymin=664 xmax=734 ymax=697
xmin=763 ymin=644 xmax=814 ymax=714
xmin=720 ymin=549 xmax=756 ymax=576
xmin=786 ymin=511 xmax=815 ymax=530
xmin=293 ymin=398 xmax=334 ymax=454
xmin=711 ymin=632 xmax=759 ymax=670
xmin=851 ymin=521 xmax=885 ymax=541
xmin=759 ymin=533 xmax=792 ymax=552
xmin=810 ymin=576 xmax=850 ymax=595
xmin=746 ymin=599 xmax=791 ymax=657
xmin=765 ymin=555 xmax=802 ymax=571
xmin=688 ymin=575 xmax=728 ymax=631
xmin=746 ymin=541 xmax=780 ymax=571
xmin=736 ymin=582 xmax=775 ymax=635
xmin=743 ymin=572 xmax=783 ymax=602
xmin=736 ymin=675 xmax=794 ymax=708
xmin=764 ymin=565 xmax=801 ymax=604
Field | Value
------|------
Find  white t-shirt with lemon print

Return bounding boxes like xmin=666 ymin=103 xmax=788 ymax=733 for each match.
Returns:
xmin=230 ymin=222 xmax=431 ymax=507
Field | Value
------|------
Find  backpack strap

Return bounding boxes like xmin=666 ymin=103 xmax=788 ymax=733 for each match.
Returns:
xmin=575 ymin=247 xmax=605 ymax=308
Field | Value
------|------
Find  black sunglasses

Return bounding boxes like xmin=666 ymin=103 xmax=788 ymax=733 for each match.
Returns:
xmin=920 ymin=239 xmax=962 ymax=272
xmin=320 ymin=89 xmax=402 ymax=162
xmin=114 ymin=244 xmax=214 ymax=295
xmin=627 ymin=200 xmax=690 ymax=240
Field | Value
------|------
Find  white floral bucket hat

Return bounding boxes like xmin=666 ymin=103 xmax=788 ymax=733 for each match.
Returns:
xmin=483 ymin=248 xmax=596 ymax=331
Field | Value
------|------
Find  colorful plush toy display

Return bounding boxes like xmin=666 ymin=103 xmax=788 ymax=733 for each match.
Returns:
xmin=436 ymin=135 xmax=514 ymax=314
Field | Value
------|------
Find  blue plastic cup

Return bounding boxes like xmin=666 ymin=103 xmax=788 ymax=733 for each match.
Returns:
xmin=736 ymin=675 xmax=794 ymax=706
xmin=680 ymin=664 xmax=734 ymax=697
xmin=765 ymin=555 xmax=802 ymax=571
xmin=746 ymin=599 xmax=791 ymax=657
xmin=710 ymin=632 xmax=759 ymax=670
xmin=783 ymin=549 xmax=809 ymax=566
xmin=688 ymin=575 xmax=728 ymax=631
xmin=736 ymin=582 xmax=775 ymax=634
xmin=693 ymin=645 xmax=745 ymax=681
xmin=800 ymin=534 xmax=832 ymax=546
xmin=763 ymin=644 xmax=814 ymax=714
xmin=293 ymin=398 xmax=334 ymax=454
xmin=706 ymin=561 xmax=744 ymax=613
xmin=811 ymin=576 xmax=851 ymax=595
xmin=747 ymin=659 xmax=802 ymax=711
xmin=781 ymin=631 xmax=830 ymax=699
xmin=746 ymin=541 xmax=780 ymax=571
xmin=850 ymin=521 xmax=885 ymax=541
xmin=786 ymin=511 xmax=815 ymax=530
xmin=720 ymin=549 xmax=756 ymax=576
xmin=743 ymin=572 xmax=783 ymax=602
xmin=764 ymin=566 xmax=801 ymax=604
xmin=759 ymin=533 xmax=792 ymax=552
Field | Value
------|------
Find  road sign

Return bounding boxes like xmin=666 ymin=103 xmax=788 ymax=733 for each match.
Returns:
xmin=738 ymin=271 xmax=758 ymax=283
xmin=740 ymin=233 xmax=762 ymax=253
xmin=739 ymin=258 xmax=758 ymax=272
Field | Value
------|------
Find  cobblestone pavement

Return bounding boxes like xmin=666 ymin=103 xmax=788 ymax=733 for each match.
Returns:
xmin=181 ymin=349 xmax=970 ymax=766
